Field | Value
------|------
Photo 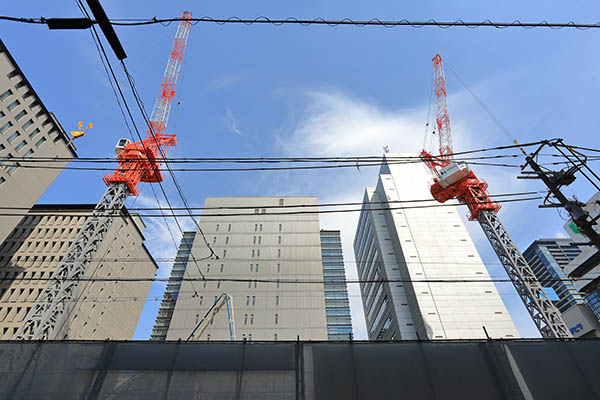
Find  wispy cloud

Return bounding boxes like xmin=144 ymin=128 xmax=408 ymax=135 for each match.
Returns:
xmin=223 ymin=107 xmax=243 ymax=135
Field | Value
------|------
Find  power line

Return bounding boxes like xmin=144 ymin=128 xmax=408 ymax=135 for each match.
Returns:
xmin=0 ymin=196 xmax=544 ymax=218
xmin=0 ymin=190 xmax=546 ymax=211
xmin=3 ymin=15 xmax=600 ymax=30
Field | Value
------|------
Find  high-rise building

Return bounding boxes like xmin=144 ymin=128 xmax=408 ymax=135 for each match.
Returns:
xmin=151 ymin=231 xmax=195 ymax=341
xmin=354 ymin=153 xmax=520 ymax=340
xmin=562 ymin=191 xmax=600 ymax=334
xmin=320 ymin=230 xmax=352 ymax=340
xmin=0 ymin=204 xmax=158 ymax=339
xmin=0 ymin=39 xmax=77 ymax=245
xmin=159 ymin=197 xmax=328 ymax=341
xmin=523 ymin=238 xmax=600 ymax=337
xmin=523 ymin=239 xmax=584 ymax=313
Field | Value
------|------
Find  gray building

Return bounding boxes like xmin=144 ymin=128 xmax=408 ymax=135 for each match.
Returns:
xmin=0 ymin=39 xmax=77 ymax=245
xmin=354 ymin=153 xmax=519 ymax=340
xmin=320 ymin=230 xmax=352 ymax=340
xmin=523 ymin=239 xmax=600 ymax=337
xmin=159 ymin=197 xmax=328 ymax=341
xmin=562 ymin=191 xmax=600 ymax=333
xmin=0 ymin=204 xmax=158 ymax=339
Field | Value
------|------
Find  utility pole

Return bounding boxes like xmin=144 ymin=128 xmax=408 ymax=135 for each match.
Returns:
xmin=519 ymin=139 xmax=600 ymax=260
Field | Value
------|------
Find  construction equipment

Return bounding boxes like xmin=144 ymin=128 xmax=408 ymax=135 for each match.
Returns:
xmin=419 ymin=54 xmax=571 ymax=338
xmin=187 ymin=293 xmax=236 ymax=341
xmin=14 ymin=12 xmax=193 ymax=340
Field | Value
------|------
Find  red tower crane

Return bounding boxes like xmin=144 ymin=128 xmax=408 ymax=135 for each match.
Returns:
xmin=420 ymin=54 xmax=571 ymax=338
xmin=15 ymin=12 xmax=193 ymax=340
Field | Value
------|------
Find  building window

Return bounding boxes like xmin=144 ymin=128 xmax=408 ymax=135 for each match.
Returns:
xmin=0 ymin=121 xmax=12 ymax=134
xmin=6 ymin=99 xmax=19 ymax=111
xmin=274 ymin=314 xmax=279 ymax=324
xmin=276 ymin=279 xmax=280 ymax=289
xmin=0 ymin=89 xmax=13 ymax=100
xmin=252 ymin=296 xmax=255 ymax=305
xmin=259 ymin=224 xmax=263 ymax=232
xmin=199 ymin=296 xmax=203 ymax=305
xmin=278 ymin=236 xmax=281 ymax=244
xmin=14 ymin=140 xmax=26 ymax=152
xmin=250 ymin=264 xmax=253 ymax=272
xmin=217 ymin=280 xmax=221 ymax=289
xmin=244 ymin=314 xmax=248 ymax=325
xmin=15 ymin=81 xmax=26 ymax=90
xmin=213 ymin=236 xmax=216 ymax=244
xmin=216 ymin=224 xmax=220 ymax=232
xmin=279 ymin=224 xmax=282 ymax=232
xmin=22 ymin=119 xmax=33 ymax=130
xmin=254 ymin=224 xmax=258 ymax=232
xmin=250 ymin=314 xmax=254 ymax=325
xmin=258 ymin=236 xmax=262 ymax=244
xmin=277 ymin=249 xmax=281 ymax=258
xmin=7 ymin=131 xmax=19 ymax=143
xmin=251 ymin=250 xmax=255 ymax=258
xmin=222 ymin=250 xmax=226 ymax=258
xmin=227 ymin=224 xmax=231 ymax=232
xmin=279 ymin=199 xmax=284 ymax=206
xmin=255 ymin=264 xmax=259 ymax=272
xmin=14 ymin=110 xmax=26 ymax=120
xmin=277 ymin=263 xmax=281 ymax=272
xmin=225 ymin=236 xmax=229 ymax=245
xmin=253 ymin=236 xmax=256 ymax=244
xmin=256 ymin=249 xmax=260 ymax=258
xmin=274 ymin=333 xmax=278 ymax=341
xmin=246 ymin=296 xmax=250 ymax=306
xmin=254 ymin=208 xmax=259 ymax=214
xmin=220 ymin=264 xmax=224 ymax=272
xmin=275 ymin=296 xmax=279 ymax=306
xmin=261 ymin=208 xmax=266 ymax=214
xmin=28 ymin=128 xmax=40 ymax=138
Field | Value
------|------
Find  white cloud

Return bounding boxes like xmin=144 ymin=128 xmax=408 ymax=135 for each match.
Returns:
xmin=223 ymin=107 xmax=243 ymax=135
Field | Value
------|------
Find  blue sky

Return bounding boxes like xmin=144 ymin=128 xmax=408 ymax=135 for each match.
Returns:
xmin=2 ymin=1 xmax=600 ymax=339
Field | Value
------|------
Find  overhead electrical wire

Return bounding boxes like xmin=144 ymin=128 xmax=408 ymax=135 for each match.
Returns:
xmin=0 ymin=195 xmax=544 ymax=218
xmin=3 ymin=15 xmax=600 ymax=30
xmin=0 ymin=191 xmax=546 ymax=212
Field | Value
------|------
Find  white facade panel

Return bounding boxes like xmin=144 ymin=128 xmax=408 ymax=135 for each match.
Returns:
xmin=354 ymin=153 xmax=520 ymax=340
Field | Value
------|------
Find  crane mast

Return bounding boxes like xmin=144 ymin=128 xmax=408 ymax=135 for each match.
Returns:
xmin=420 ymin=54 xmax=571 ymax=338
xmin=15 ymin=12 xmax=192 ymax=340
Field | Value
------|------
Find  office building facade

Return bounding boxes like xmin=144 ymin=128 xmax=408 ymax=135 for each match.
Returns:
xmin=0 ymin=39 xmax=77 ymax=245
xmin=0 ymin=204 xmax=158 ymax=339
xmin=320 ymin=230 xmax=353 ymax=340
xmin=523 ymin=239 xmax=600 ymax=337
xmin=523 ymin=239 xmax=584 ymax=313
xmin=354 ymin=153 xmax=519 ymax=340
xmin=162 ymin=197 xmax=328 ymax=341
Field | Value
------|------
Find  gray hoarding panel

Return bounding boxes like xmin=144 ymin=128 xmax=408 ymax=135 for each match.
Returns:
xmin=509 ymin=341 xmax=599 ymax=399
xmin=2 ymin=342 xmax=104 ymax=399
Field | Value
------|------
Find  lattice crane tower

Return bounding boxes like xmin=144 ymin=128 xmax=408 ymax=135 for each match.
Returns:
xmin=15 ymin=12 xmax=193 ymax=340
xmin=419 ymin=54 xmax=571 ymax=338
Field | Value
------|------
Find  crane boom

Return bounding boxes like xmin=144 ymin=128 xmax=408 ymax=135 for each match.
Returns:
xmin=15 ymin=12 xmax=192 ymax=340
xmin=187 ymin=293 xmax=236 ymax=341
xmin=419 ymin=54 xmax=571 ymax=338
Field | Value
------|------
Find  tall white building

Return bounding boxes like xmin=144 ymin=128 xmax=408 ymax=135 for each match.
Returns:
xmin=162 ymin=197 xmax=328 ymax=341
xmin=354 ymin=153 xmax=520 ymax=340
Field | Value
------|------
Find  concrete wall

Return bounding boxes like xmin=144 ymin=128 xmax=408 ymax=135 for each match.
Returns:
xmin=0 ymin=205 xmax=157 ymax=339
xmin=0 ymin=40 xmax=77 ymax=245
xmin=166 ymin=196 xmax=328 ymax=341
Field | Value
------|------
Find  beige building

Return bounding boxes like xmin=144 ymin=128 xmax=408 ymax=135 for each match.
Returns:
xmin=0 ymin=204 xmax=158 ymax=339
xmin=161 ymin=196 xmax=328 ymax=341
xmin=0 ymin=39 xmax=77 ymax=245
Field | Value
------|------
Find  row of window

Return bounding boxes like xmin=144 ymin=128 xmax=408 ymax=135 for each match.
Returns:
xmin=205 ymin=263 xmax=283 ymax=274
xmin=214 ymin=223 xmax=284 ymax=232
xmin=210 ymin=235 xmax=284 ymax=245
